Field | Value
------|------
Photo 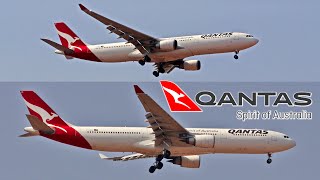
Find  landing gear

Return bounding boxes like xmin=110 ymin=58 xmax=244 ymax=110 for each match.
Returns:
xmin=266 ymin=153 xmax=272 ymax=164
xmin=163 ymin=149 xmax=171 ymax=158
xmin=138 ymin=56 xmax=151 ymax=66
xmin=152 ymin=63 xmax=165 ymax=77
xmin=156 ymin=161 xmax=163 ymax=169
xmin=149 ymin=165 xmax=156 ymax=173
xmin=148 ymin=149 xmax=171 ymax=173
xmin=234 ymin=50 xmax=239 ymax=59
xmin=138 ymin=60 xmax=145 ymax=66
xmin=159 ymin=67 xmax=165 ymax=74
xmin=152 ymin=71 xmax=159 ymax=77
xmin=144 ymin=56 xmax=151 ymax=62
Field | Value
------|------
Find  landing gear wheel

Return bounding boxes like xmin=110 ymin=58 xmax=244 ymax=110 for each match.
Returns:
xmin=138 ymin=60 xmax=145 ymax=66
xmin=149 ymin=166 xmax=156 ymax=173
xmin=267 ymin=159 xmax=272 ymax=164
xmin=156 ymin=162 xmax=163 ymax=169
xmin=163 ymin=150 xmax=171 ymax=158
xmin=266 ymin=153 xmax=272 ymax=164
xmin=234 ymin=54 xmax=239 ymax=59
xmin=153 ymin=71 xmax=159 ymax=77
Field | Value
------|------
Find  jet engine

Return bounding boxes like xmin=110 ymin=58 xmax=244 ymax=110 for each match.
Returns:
xmin=180 ymin=60 xmax=201 ymax=71
xmin=186 ymin=135 xmax=214 ymax=148
xmin=168 ymin=155 xmax=200 ymax=168
xmin=156 ymin=39 xmax=178 ymax=51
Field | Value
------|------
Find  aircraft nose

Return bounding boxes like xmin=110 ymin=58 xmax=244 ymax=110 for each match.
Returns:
xmin=289 ymin=139 xmax=296 ymax=148
xmin=253 ymin=38 xmax=259 ymax=45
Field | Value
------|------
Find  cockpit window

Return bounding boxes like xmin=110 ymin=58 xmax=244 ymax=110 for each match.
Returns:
xmin=246 ymin=35 xmax=253 ymax=37
xmin=284 ymin=136 xmax=289 ymax=138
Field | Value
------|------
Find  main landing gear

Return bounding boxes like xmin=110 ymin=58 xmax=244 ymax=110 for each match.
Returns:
xmin=149 ymin=149 xmax=171 ymax=173
xmin=266 ymin=153 xmax=272 ymax=164
xmin=234 ymin=50 xmax=239 ymax=59
xmin=138 ymin=56 xmax=151 ymax=66
xmin=152 ymin=63 xmax=165 ymax=77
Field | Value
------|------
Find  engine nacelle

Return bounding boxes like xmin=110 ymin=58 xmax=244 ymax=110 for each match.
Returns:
xmin=180 ymin=60 xmax=201 ymax=71
xmin=169 ymin=155 xmax=200 ymax=168
xmin=156 ymin=39 xmax=178 ymax=51
xmin=186 ymin=135 xmax=214 ymax=148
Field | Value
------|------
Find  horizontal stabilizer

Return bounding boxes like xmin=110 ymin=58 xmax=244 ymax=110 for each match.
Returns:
xmin=26 ymin=114 xmax=55 ymax=134
xmin=19 ymin=132 xmax=39 ymax=137
xmin=41 ymin=38 xmax=74 ymax=55
xmin=99 ymin=153 xmax=112 ymax=160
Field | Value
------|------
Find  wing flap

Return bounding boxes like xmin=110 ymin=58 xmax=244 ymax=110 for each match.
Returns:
xmin=99 ymin=153 xmax=154 ymax=161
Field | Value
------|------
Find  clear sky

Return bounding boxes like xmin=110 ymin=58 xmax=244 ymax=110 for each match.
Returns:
xmin=2 ymin=82 xmax=319 ymax=179
xmin=0 ymin=0 xmax=319 ymax=81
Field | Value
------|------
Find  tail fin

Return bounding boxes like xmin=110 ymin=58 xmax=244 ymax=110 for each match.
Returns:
xmin=20 ymin=91 xmax=72 ymax=133
xmin=54 ymin=22 xmax=87 ymax=50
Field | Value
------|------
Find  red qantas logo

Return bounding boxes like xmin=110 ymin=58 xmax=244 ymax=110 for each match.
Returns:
xmin=160 ymin=81 xmax=202 ymax=112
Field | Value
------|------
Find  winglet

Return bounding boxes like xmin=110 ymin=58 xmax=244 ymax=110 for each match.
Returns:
xmin=134 ymin=85 xmax=144 ymax=94
xmin=79 ymin=4 xmax=89 ymax=12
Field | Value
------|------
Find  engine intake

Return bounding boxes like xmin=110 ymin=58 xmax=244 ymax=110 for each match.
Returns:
xmin=186 ymin=135 xmax=214 ymax=148
xmin=180 ymin=60 xmax=201 ymax=71
xmin=168 ymin=155 xmax=200 ymax=168
xmin=156 ymin=39 xmax=178 ymax=51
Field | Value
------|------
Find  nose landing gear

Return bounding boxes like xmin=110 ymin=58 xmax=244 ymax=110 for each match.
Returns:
xmin=266 ymin=153 xmax=272 ymax=164
xmin=148 ymin=149 xmax=171 ymax=173
xmin=234 ymin=50 xmax=239 ymax=60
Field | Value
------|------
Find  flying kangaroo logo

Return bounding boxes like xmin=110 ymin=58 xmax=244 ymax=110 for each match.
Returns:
xmin=160 ymin=81 xmax=202 ymax=112
xmin=162 ymin=86 xmax=190 ymax=109
xmin=56 ymin=30 xmax=82 ymax=51
xmin=23 ymin=99 xmax=67 ymax=133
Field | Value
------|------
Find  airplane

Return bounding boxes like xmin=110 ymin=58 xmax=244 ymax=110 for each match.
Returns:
xmin=41 ymin=4 xmax=259 ymax=77
xmin=20 ymin=85 xmax=295 ymax=173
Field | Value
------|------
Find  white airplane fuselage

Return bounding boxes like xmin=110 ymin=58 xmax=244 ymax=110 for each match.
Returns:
xmin=56 ymin=32 xmax=259 ymax=63
xmin=71 ymin=126 xmax=295 ymax=156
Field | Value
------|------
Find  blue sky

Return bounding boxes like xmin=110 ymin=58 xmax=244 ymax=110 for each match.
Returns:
xmin=1 ymin=0 xmax=319 ymax=81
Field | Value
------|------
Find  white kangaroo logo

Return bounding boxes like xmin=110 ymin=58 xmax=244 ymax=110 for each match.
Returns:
xmin=56 ymin=30 xmax=82 ymax=51
xmin=23 ymin=99 xmax=67 ymax=133
xmin=162 ymin=86 xmax=190 ymax=109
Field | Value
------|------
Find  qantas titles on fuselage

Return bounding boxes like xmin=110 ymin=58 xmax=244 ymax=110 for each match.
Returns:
xmin=20 ymin=85 xmax=295 ymax=173
xmin=42 ymin=4 xmax=259 ymax=77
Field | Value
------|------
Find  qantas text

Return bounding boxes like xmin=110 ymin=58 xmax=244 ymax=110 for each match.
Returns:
xmin=195 ymin=91 xmax=312 ymax=107
xmin=228 ymin=129 xmax=268 ymax=135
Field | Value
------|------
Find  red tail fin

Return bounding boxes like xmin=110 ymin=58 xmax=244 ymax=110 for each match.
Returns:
xmin=20 ymin=91 xmax=72 ymax=131
xmin=160 ymin=81 xmax=202 ymax=112
xmin=54 ymin=22 xmax=87 ymax=50
xmin=53 ymin=22 xmax=100 ymax=62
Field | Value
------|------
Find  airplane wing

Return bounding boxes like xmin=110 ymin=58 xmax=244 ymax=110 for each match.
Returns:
xmin=134 ymin=85 xmax=193 ymax=148
xmin=79 ymin=4 xmax=158 ymax=55
xmin=99 ymin=153 xmax=154 ymax=161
